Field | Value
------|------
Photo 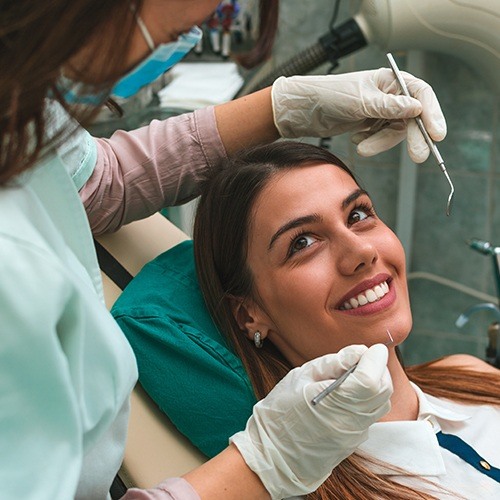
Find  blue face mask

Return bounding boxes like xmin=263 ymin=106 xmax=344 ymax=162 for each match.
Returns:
xmin=111 ymin=25 xmax=203 ymax=99
xmin=55 ymin=76 xmax=109 ymax=106
xmin=56 ymin=15 xmax=202 ymax=105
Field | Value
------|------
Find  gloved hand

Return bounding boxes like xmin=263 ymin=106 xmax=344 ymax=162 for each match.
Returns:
xmin=271 ymin=68 xmax=447 ymax=163
xmin=230 ymin=344 xmax=392 ymax=499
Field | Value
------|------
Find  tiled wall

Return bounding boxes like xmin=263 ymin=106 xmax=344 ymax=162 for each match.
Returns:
xmin=270 ymin=0 xmax=499 ymax=364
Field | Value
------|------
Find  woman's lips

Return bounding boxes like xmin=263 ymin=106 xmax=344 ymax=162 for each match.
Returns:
xmin=337 ymin=280 xmax=396 ymax=316
xmin=336 ymin=273 xmax=391 ymax=307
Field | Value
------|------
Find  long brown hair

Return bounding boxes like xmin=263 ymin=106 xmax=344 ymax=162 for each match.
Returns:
xmin=0 ymin=0 xmax=141 ymax=185
xmin=194 ymin=141 xmax=500 ymax=499
xmin=0 ymin=0 xmax=279 ymax=186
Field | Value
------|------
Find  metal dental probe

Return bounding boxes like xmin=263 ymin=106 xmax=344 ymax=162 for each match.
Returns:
xmin=386 ymin=53 xmax=454 ymax=216
xmin=311 ymin=330 xmax=394 ymax=406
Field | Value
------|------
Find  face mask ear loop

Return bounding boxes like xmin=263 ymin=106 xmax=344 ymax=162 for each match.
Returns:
xmin=129 ymin=2 xmax=156 ymax=52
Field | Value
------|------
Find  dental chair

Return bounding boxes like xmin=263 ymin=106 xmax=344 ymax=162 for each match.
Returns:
xmin=96 ymin=213 xmax=207 ymax=493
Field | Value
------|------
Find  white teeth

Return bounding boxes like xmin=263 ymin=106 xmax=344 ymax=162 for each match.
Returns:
xmin=340 ymin=280 xmax=390 ymax=310
xmin=357 ymin=294 xmax=368 ymax=305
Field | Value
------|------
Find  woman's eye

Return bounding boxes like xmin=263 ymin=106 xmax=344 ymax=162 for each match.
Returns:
xmin=348 ymin=207 xmax=371 ymax=225
xmin=290 ymin=234 xmax=316 ymax=255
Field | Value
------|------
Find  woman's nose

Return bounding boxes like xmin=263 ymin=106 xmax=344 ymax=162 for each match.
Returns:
xmin=335 ymin=233 xmax=378 ymax=275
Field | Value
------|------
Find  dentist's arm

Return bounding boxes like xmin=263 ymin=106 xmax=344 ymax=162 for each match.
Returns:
xmin=83 ymin=70 xmax=444 ymax=235
xmin=215 ymin=69 xmax=446 ymax=161
xmin=214 ymin=87 xmax=279 ymax=156
xmin=183 ymin=444 xmax=269 ymax=500
xmin=123 ymin=344 xmax=391 ymax=500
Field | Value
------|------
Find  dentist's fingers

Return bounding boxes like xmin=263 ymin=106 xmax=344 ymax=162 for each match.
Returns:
xmin=404 ymin=70 xmax=447 ymax=142
xmin=343 ymin=343 xmax=390 ymax=397
xmin=232 ymin=343 xmax=393 ymax=498
xmin=311 ymin=344 xmax=392 ymax=414
xmin=300 ymin=344 xmax=368 ymax=382
xmin=354 ymin=122 xmax=407 ymax=157
xmin=351 ymin=343 xmax=388 ymax=380
xmin=406 ymin=119 xmax=431 ymax=163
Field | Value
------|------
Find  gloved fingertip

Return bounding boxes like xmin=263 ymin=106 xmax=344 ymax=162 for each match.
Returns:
xmin=342 ymin=343 xmax=369 ymax=355
xmin=335 ymin=343 xmax=370 ymax=368
xmin=368 ymin=343 xmax=389 ymax=360
xmin=408 ymin=143 xmax=430 ymax=164
xmin=356 ymin=126 xmax=406 ymax=157
xmin=356 ymin=143 xmax=376 ymax=157
xmin=403 ymin=97 xmax=423 ymax=118
xmin=407 ymin=121 xmax=430 ymax=163
xmin=428 ymin=120 xmax=447 ymax=142
xmin=353 ymin=343 xmax=390 ymax=383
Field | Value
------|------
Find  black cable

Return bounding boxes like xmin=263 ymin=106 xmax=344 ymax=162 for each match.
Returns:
xmin=326 ymin=0 xmax=343 ymax=73
xmin=236 ymin=1 xmax=367 ymax=96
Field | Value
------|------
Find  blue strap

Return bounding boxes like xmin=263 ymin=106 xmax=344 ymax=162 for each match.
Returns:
xmin=436 ymin=431 xmax=500 ymax=483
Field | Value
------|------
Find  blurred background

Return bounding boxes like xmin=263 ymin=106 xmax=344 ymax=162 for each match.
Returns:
xmin=271 ymin=0 xmax=500 ymax=365
xmin=90 ymin=0 xmax=500 ymax=365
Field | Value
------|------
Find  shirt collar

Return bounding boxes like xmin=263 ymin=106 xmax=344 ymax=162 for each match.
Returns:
xmin=357 ymin=383 xmax=469 ymax=476
xmin=412 ymin=382 xmax=471 ymax=424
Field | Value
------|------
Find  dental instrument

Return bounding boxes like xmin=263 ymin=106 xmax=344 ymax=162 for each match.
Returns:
xmin=386 ymin=52 xmax=454 ymax=217
xmin=311 ymin=330 xmax=393 ymax=406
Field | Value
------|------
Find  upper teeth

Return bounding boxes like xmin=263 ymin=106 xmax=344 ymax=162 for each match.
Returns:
xmin=341 ymin=281 xmax=389 ymax=310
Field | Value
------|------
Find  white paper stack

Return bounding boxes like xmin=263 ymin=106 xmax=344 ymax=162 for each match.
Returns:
xmin=157 ymin=62 xmax=244 ymax=110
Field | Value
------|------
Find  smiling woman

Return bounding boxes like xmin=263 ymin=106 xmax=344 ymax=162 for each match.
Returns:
xmin=193 ymin=141 xmax=500 ymax=500
xmin=0 ymin=0 xmax=456 ymax=496
xmin=234 ymin=152 xmax=411 ymax=367
xmin=194 ymin=141 xmax=413 ymax=377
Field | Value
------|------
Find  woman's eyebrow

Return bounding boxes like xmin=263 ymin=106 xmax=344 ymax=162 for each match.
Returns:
xmin=268 ymin=214 xmax=322 ymax=251
xmin=267 ymin=188 xmax=369 ymax=251
xmin=342 ymin=188 xmax=368 ymax=209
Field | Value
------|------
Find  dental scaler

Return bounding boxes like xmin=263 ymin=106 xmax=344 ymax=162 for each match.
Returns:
xmin=386 ymin=53 xmax=454 ymax=216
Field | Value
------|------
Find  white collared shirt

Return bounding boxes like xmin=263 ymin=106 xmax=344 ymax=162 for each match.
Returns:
xmin=358 ymin=383 xmax=500 ymax=499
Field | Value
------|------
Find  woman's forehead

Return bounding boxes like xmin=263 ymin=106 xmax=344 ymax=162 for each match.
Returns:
xmin=246 ymin=163 xmax=359 ymax=248
xmin=254 ymin=163 xmax=357 ymax=212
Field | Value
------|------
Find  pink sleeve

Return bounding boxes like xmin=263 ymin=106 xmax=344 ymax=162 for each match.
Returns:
xmin=81 ymin=106 xmax=227 ymax=235
xmin=120 ymin=477 xmax=201 ymax=500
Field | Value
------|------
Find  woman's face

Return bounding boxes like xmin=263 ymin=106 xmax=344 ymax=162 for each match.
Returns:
xmin=242 ymin=163 xmax=412 ymax=367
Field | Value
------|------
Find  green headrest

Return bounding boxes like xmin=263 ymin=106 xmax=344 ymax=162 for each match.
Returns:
xmin=112 ymin=240 xmax=256 ymax=458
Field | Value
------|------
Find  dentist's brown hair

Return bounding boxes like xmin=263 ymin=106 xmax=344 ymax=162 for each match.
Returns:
xmin=0 ymin=0 xmax=141 ymax=184
xmin=0 ymin=0 xmax=279 ymax=185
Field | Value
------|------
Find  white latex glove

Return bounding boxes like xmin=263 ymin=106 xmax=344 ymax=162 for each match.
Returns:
xmin=230 ymin=344 xmax=392 ymax=499
xmin=271 ymin=68 xmax=447 ymax=163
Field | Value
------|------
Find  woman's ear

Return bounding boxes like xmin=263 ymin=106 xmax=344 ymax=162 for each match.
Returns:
xmin=228 ymin=296 xmax=272 ymax=341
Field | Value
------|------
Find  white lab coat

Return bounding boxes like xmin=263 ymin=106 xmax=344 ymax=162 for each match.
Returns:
xmin=0 ymin=114 xmax=137 ymax=498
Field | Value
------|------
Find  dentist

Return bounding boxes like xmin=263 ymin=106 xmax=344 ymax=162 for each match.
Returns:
xmin=0 ymin=1 xmax=446 ymax=499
